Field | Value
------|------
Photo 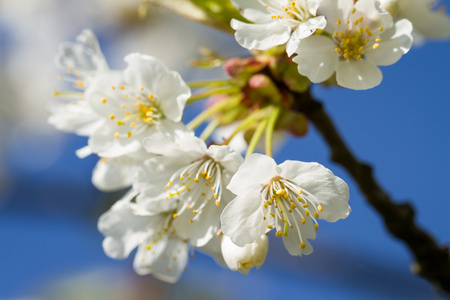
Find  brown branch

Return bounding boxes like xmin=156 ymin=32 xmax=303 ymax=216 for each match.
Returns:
xmin=293 ymin=90 xmax=450 ymax=293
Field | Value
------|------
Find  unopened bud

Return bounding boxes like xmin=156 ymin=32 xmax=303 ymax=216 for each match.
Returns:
xmin=221 ymin=234 xmax=268 ymax=274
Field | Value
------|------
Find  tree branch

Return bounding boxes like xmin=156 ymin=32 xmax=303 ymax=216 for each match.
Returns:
xmin=293 ymin=90 xmax=450 ymax=292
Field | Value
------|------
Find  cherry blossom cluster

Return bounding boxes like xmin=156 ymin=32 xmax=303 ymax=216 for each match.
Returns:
xmin=231 ymin=0 xmax=449 ymax=90
xmin=49 ymin=0 xmax=449 ymax=283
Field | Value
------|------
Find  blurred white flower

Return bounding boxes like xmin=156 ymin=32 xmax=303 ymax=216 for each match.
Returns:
xmin=98 ymin=190 xmax=189 ymax=283
xmin=378 ymin=0 xmax=450 ymax=44
xmin=293 ymin=0 xmax=413 ymax=90
xmin=221 ymin=154 xmax=350 ymax=256
xmin=221 ymin=234 xmax=268 ymax=274
xmin=230 ymin=0 xmax=327 ymax=56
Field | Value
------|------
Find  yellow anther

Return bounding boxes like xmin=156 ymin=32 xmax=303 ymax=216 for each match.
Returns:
xmin=352 ymin=7 xmax=356 ymax=14
xmin=267 ymin=200 xmax=273 ymax=205
xmin=194 ymin=178 xmax=199 ymax=183
xmin=263 ymin=216 xmax=266 ymax=220
xmin=148 ymin=94 xmax=154 ymax=99
xmin=125 ymin=94 xmax=128 ymax=98
xmin=180 ymin=176 xmax=185 ymax=180
xmin=187 ymin=205 xmax=191 ymax=209
xmin=211 ymin=187 xmax=215 ymax=191
xmin=270 ymin=213 xmax=275 ymax=217
xmin=130 ymin=122 xmax=136 ymax=127
xmin=373 ymin=43 xmax=379 ymax=49
xmin=267 ymin=225 xmax=273 ymax=229
xmin=125 ymin=111 xmax=130 ymax=116
xmin=189 ymin=219 xmax=193 ymax=223
xmin=140 ymin=87 xmax=144 ymax=91
xmin=205 ymin=176 xmax=211 ymax=180
xmin=302 ymin=203 xmax=309 ymax=208
xmin=101 ymin=98 xmax=107 ymax=103
xmin=290 ymin=225 xmax=294 ymax=229
xmin=288 ymin=209 xmax=292 ymax=213
xmin=165 ymin=185 xmax=169 ymax=189
xmin=264 ymin=203 xmax=268 ymax=209
xmin=337 ymin=18 xmax=341 ymax=25
xmin=314 ymin=224 xmax=319 ymax=231
xmin=380 ymin=26 xmax=384 ymax=31
xmin=146 ymin=245 xmax=151 ymax=250
xmin=173 ymin=213 xmax=178 ymax=218
xmin=201 ymin=192 xmax=205 ymax=196
xmin=111 ymin=86 xmax=115 ymax=90
xmin=291 ymin=203 xmax=297 ymax=209
xmin=297 ymin=196 xmax=303 ymax=202
xmin=114 ymin=132 xmax=119 ymax=139
xmin=215 ymin=200 xmax=220 ymax=207
xmin=314 ymin=211 xmax=319 ymax=218
xmin=300 ymin=242 xmax=306 ymax=249
xmin=375 ymin=38 xmax=382 ymax=42
xmin=305 ymin=211 xmax=310 ymax=217
xmin=276 ymin=232 xmax=282 ymax=237
xmin=127 ymin=132 xmax=132 ymax=138
xmin=120 ymin=85 xmax=124 ymax=90
xmin=193 ymin=210 xmax=197 ymax=214
xmin=214 ymin=193 xmax=218 ymax=199
xmin=301 ymin=218 xmax=306 ymax=225
xmin=318 ymin=205 xmax=323 ymax=212
xmin=109 ymin=114 xmax=115 ymax=120
xmin=121 ymin=104 xmax=126 ymax=108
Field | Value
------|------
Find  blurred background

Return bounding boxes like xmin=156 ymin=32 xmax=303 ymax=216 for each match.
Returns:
xmin=0 ymin=0 xmax=449 ymax=299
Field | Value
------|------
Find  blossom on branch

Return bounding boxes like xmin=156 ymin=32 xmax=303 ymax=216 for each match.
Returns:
xmin=293 ymin=0 xmax=413 ymax=90
xmin=230 ymin=0 xmax=327 ymax=56
xmin=221 ymin=154 xmax=350 ymax=256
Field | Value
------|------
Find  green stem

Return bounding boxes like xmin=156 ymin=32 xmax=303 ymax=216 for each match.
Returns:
xmin=265 ymin=106 xmax=281 ymax=158
xmin=188 ymin=79 xmax=233 ymax=88
xmin=187 ymin=94 xmax=241 ymax=130
xmin=222 ymin=108 xmax=269 ymax=146
xmin=200 ymin=119 xmax=220 ymax=141
xmin=186 ymin=87 xmax=240 ymax=105
xmin=245 ymin=117 xmax=268 ymax=159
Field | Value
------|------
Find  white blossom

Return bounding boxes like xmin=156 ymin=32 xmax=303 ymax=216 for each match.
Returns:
xmin=98 ymin=190 xmax=190 ymax=283
xmin=84 ymin=53 xmax=191 ymax=158
xmin=134 ymin=135 xmax=243 ymax=247
xmin=293 ymin=0 xmax=413 ymax=90
xmin=49 ymin=29 xmax=107 ymax=136
xmin=379 ymin=0 xmax=450 ymax=44
xmin=230 ymin=0 xmax=327 ymax=56
xmin=221 ymin=234 xmax=268 ymax=274
xmin=221 ymin=154 xmax=350 ymax=256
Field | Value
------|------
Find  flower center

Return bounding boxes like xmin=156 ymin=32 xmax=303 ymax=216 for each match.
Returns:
xmin=261 ymin=176 xmax=323 ymax=249
xmin=263 ymin=0 xmax=310 ymax=23
xmin=102 ymin=85 xmax=163 ymax=139
xmin=333 ymin=17 xmax=384 ymax=61
xmin=165 ymin=157 xmax=223 ymax=223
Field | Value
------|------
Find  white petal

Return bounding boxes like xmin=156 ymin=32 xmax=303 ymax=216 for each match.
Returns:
xmin=143 ymin=125 xmax=203 ymax=161
xmin=134 ymin=236 xmax=188 ymax=283
xmin=206 ymin=145 xmax=244 ymax=174
xmin=230 ymin=0 xmax=272 ymax=23
xmin=173 ymin=199 xmax=221 ymax=247
xmin=282 ymin=216 xmax=316 ymax=256
xmin=231 ymin=19 xmax=291 ymax=51
xmin=123 ymin=53 xmax=190 ymax=122
xmin=335 ymin=59 xmax=382 ymax=90
xmin=365 ymin=19 xmax=413 ymax=66
xmin=281 ymin=161 xmax=350 ymax=222
xmin=227 ymin=153 xmax=277 ymax=195
xmin=92 ymin=156 xmax=141 ymax=192
xmin=197 ymin=235 xmax=226 ymax=267
xmin=134 ymin=156 xmax=185 ymax=213
xmin=221 ymin=191 xmax=268 ymax=247
xmin=293 ymin=35 xmax=337 ymax=83
xmin=98 ymin=201 xmax=155 ymax=259
xmin=88 ymin=124 xmax=142 ymax=158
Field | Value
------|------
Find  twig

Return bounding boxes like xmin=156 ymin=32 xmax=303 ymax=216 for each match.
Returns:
xmin=293 ymin=90 xmax=450 ymax=292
